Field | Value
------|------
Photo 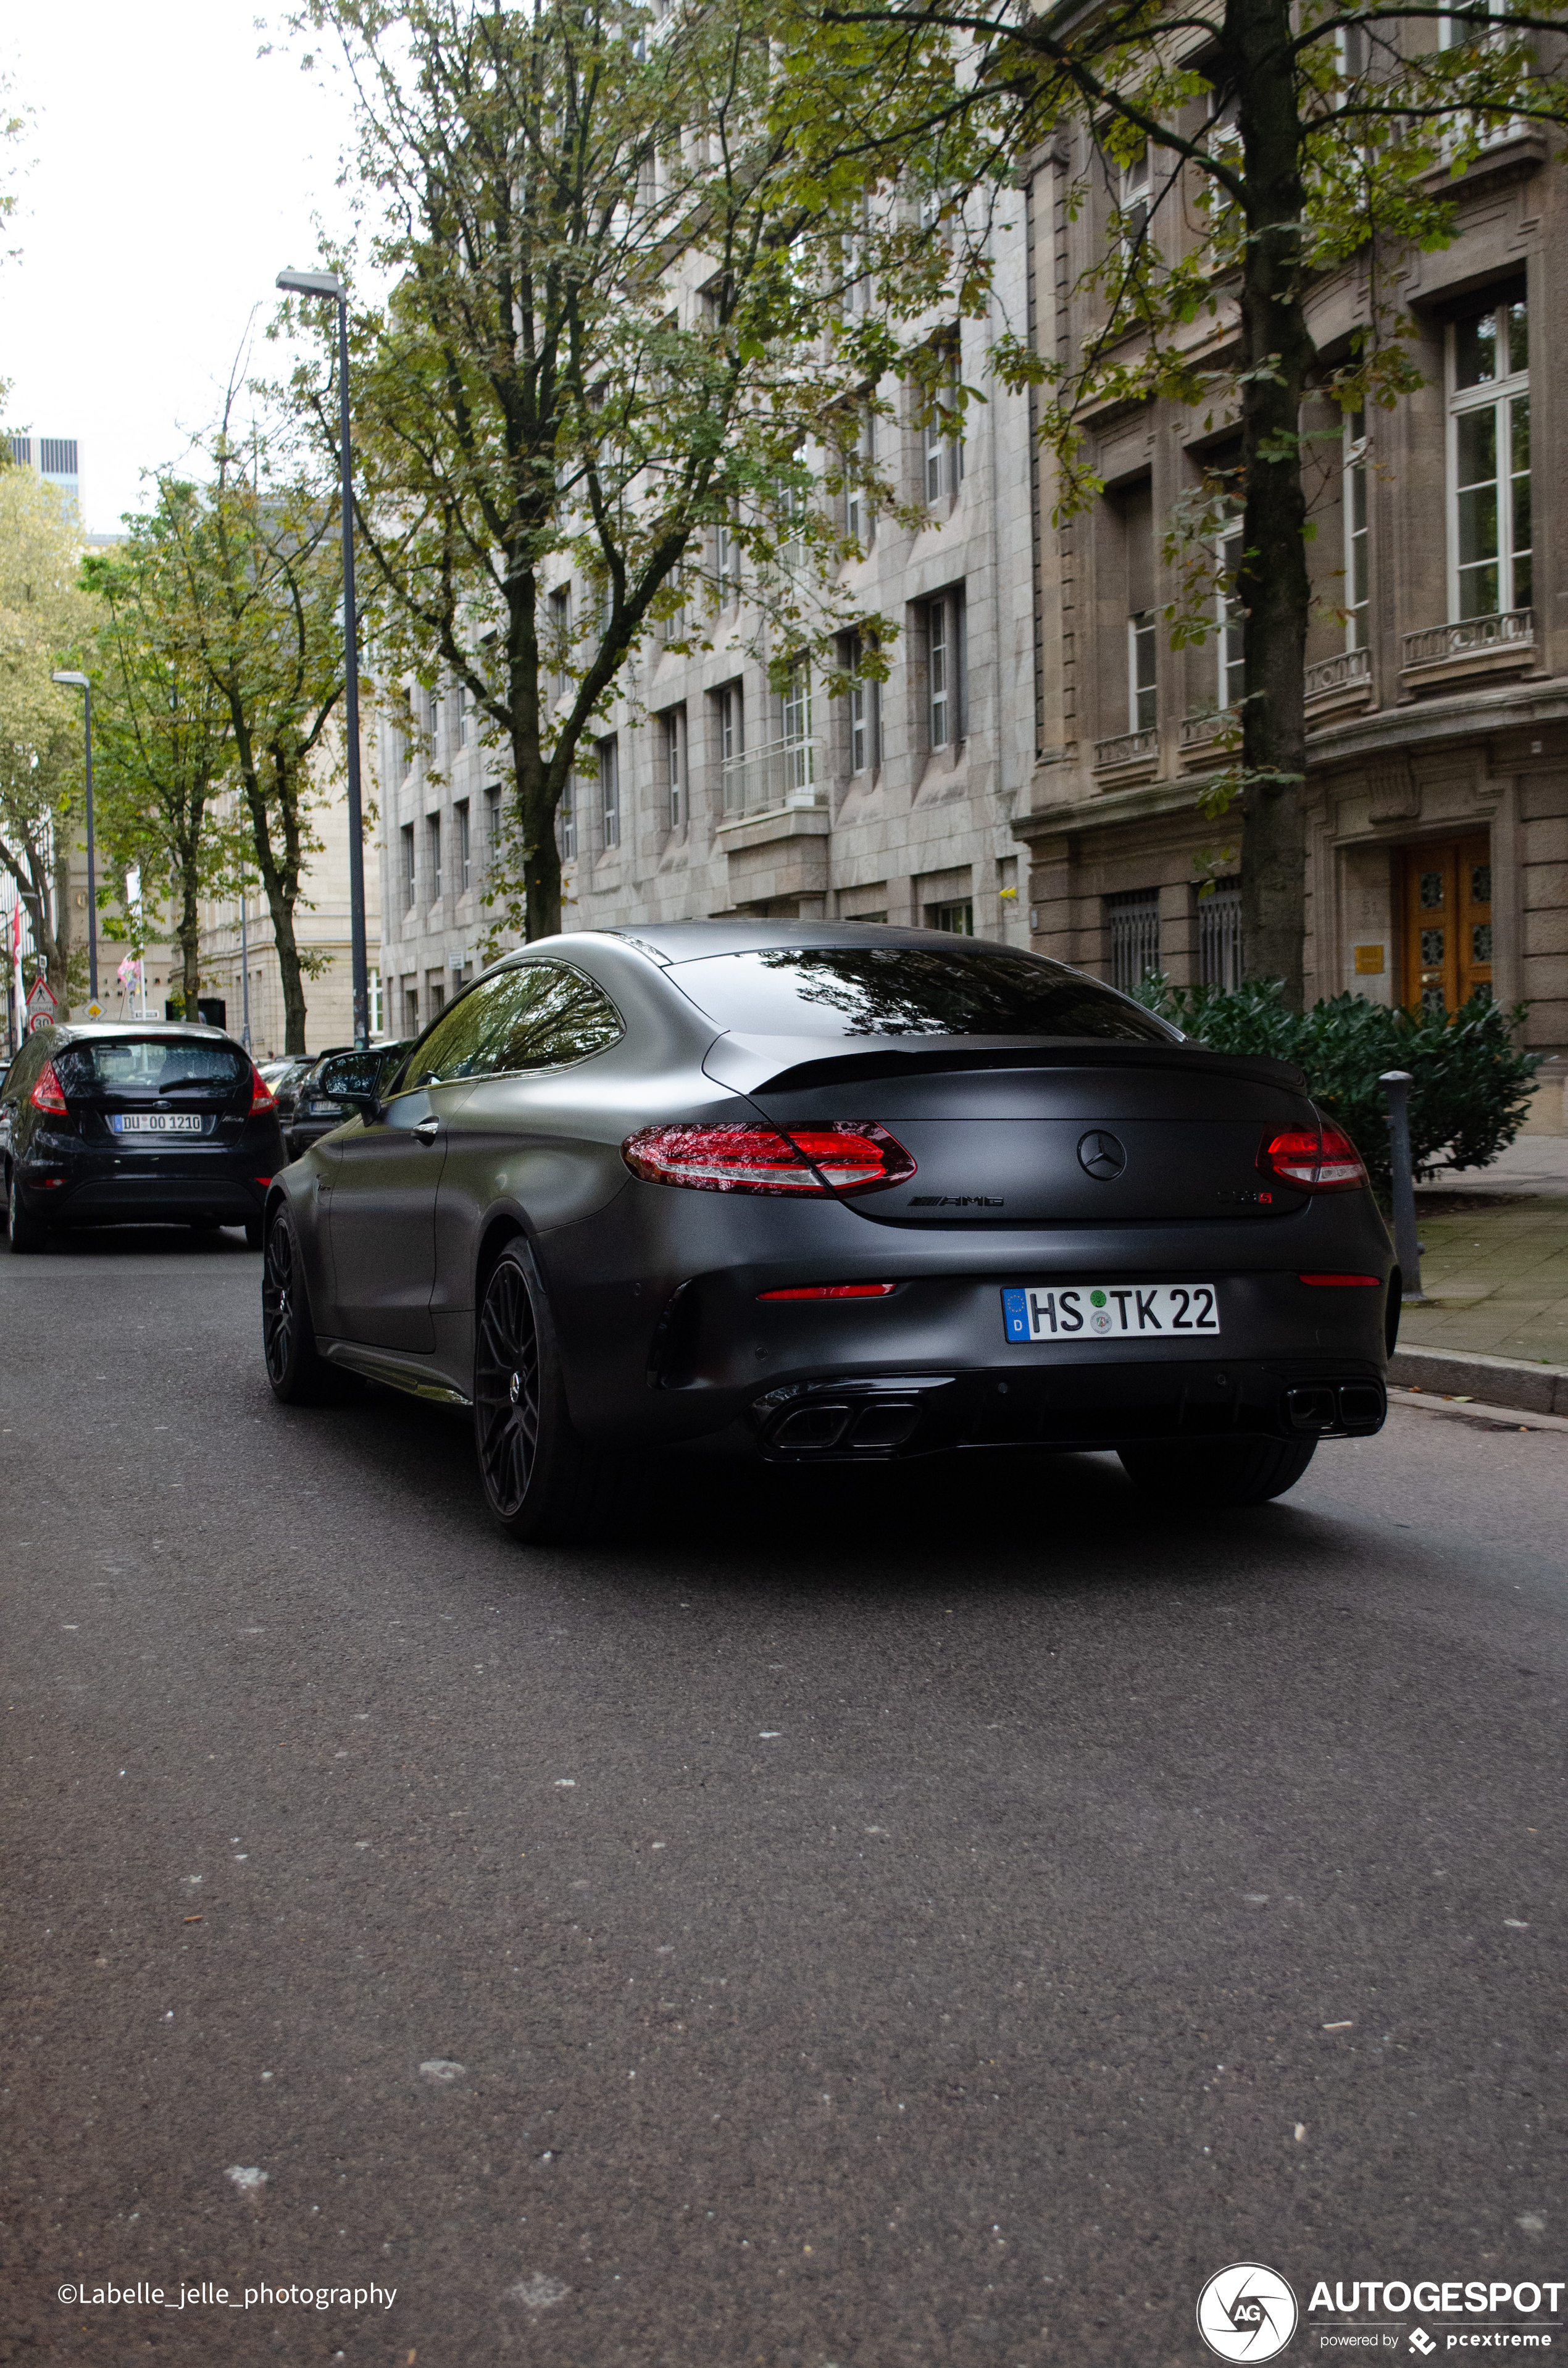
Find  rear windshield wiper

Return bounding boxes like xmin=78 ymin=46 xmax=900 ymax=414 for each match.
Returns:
xmin=141 ymin=1075 xmax=235 ymax=1093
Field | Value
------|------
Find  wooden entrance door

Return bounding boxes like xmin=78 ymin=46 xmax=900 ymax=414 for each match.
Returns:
xmin=1400 ymin=835 xmax=1493 ymax=1016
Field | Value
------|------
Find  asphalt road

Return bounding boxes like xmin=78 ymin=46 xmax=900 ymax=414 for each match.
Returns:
xmin=2 ymin=1229 xmax=1564 ymax=2368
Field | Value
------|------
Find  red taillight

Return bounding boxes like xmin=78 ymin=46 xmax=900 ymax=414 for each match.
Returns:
xmin=29 ymin=1060 xmax=67 ymax=1115
xmin=757 ymin=1282 xmax=899 ymax=1301
xmin=249 ymin=1065 xmax=278 ymax=1115
xmin=622 ymin=1121 xmax=915 ymax=1196
xmin=1298 ymin=1273 xmax=1381 ymax=1287
xmin=1258 ymin=1121 xmax=1367 ymax=1194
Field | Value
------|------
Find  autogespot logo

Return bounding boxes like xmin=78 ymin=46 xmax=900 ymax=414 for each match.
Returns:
xmin=1197 ymin=2263 xmax=1300 ymax=2361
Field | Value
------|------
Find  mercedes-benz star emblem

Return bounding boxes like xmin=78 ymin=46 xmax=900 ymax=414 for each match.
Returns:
xmin=1077 ymin=1129 xmax=1127 ymax=1181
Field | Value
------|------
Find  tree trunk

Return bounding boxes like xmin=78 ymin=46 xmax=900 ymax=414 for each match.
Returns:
xmin=49 ymin=842 xmax=72 ymax=1006
xmin=177 ymin=826 xmax=203 ymax=1023
xmin=1230 ymin=0 xmax=1315 ymax=1006
xmin=238 ymin=753 xmax=311 ymax=1055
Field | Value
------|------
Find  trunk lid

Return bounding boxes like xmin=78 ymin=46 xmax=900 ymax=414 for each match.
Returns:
xmin=725 ymin=1039 xmax=1318 ymax=1226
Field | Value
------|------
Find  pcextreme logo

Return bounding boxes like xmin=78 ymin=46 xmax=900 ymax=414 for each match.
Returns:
xmin=1198 ymin=2263 xmax=1301 ymax=2361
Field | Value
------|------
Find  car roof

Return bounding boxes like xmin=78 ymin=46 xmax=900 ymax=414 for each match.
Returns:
xmin=51 ymin=1021 xmax=236 ymax=1041
xmin=594 ymin=921 xmax=1020 ymax=964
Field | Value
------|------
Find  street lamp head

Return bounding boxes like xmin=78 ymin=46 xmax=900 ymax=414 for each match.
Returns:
xmin=51 ymin=671 xmax=90 ymax=689
xmin=276 ymin=266 xmax=346 ymax=301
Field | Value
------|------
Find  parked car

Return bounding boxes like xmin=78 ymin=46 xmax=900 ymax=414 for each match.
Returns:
xmin=2 ymin=1021 xmax=285 ymax=1250
xmin=285 ymin=1040 xmax=413 ymax=1165
xmin=261 ymin=924 xmax=1395 ymax=1540
xmin=261 ymin=1052 xmax=330 ymax=1124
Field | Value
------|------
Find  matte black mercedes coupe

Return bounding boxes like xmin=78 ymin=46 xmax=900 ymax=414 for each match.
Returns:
xmin=261 ymin=922 xmax=1396 ymax=1539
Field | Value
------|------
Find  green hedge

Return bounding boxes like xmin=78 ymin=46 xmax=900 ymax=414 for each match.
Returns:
xmin=1131 ymin=977 xmax=1541 ymax=1195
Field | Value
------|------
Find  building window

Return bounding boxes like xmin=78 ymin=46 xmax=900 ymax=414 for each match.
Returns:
xmin=1106 ymin=887 xmax=1161 ymax=992
xmin=1344 ymin=410 xmax=1369 ymax=648
xmin=454 ymin=685 xmax=469 ymax=748
xmin=927 ymin=898 xmax=973 ymax=934
xmin=404 ymin=983 xmax=420 ymax=1034
xmin=1198 ymin=882 xmax=1243 ymax=988
xmin=598 ymin=735 xmax=620 ymax=850
xmin=401 ymin=822 xmax=416 ymax=911
xmin=925 ymin=588 xmax=967 ymax=749
xmin=662 ymin=706 xmax=686 ymax=829
xmin=845 ymin=409 xmax=875 ymax=549
xmin=720 ymin=681 xmax=743 ymax=764
xmin=715 ymin=516 xmax=738 ymax=608
xmin=843 ymin=632 xmax=880 ymax=774
xmin=454 ymin=798 xmax=471 ymax=893
xmin=1120 ymin=143 xmax=1151 ymax=256
xmin=1128 ymin=611 xmax=1157 ymax=732
xmin=1217 ymin=516 xmax=1245 ymax=713
xmin=427 ymin=813 xmax=442 ymax=902
xmin=781 ymin=659 xmax=814 ymax=795
xmin=558 ymin=773 xmax=576 ymax=860
xmin=1449 ymin=292 xmax=1530 ymax=621
xmin=548 ymin=585 xmax=572 ymax=697
xmin=369 ymin=968 xmax=383 ymax=1036
xmin=922 ymin=356 xmax=964 ymax=507
xmin=484 ymin=784 xmax=503 ymax=869
xmin=430 ymin=974 xmax=446 ymax=1017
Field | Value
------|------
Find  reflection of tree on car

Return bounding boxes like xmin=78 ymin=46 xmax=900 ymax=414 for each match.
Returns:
xmin=717 ymin=948 xmax=1177 ymax=1040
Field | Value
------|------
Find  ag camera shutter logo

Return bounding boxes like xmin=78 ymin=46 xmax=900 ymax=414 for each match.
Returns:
xmin=1196 ymin=2263 xmax=1299 ymax=2361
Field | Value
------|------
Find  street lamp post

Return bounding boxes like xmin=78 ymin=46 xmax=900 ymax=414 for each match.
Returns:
xmin=276 ymin=265 xmax=369 ymax=1050
xmin=51 ymin=670 xmax=98 ymax=1008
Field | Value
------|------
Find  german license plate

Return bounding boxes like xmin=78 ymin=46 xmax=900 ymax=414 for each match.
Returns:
xmin=111 ymin=1111 xmax=205 ymax=1135
xmin=1003 ymin=1283 xmax=1221 ymax=1342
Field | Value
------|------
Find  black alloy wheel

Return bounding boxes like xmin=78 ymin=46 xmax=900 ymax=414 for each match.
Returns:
xmin=473 ymin=1240 xmax=612 ymax=1542
xmin=262 ymin=1207 xmax=346 ymax=1404
xmin=1117 ymin=1435 xmax=1318 ymax=1507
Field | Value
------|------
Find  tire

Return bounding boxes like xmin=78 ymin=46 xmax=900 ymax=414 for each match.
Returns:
xmin=262 ymin=1204 xmax=349 ymax=1404
xmin=473 ymin=1240 xmax=617 ymax=1543
xmin=1117 ymin=1435 xmax=1318 ymax=1508
xmin=6 ymin=1168 xmax=49 ymax=1254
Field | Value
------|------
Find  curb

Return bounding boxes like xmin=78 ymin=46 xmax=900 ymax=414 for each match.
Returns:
xmin=1389 ymin=1341 xmax=1568 ymax=1416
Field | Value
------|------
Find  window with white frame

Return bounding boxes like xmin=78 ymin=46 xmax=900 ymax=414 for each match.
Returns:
xmin=845 ymin=409 xmax=876 ymax=549
xmin=781 ymin=659 xmax=814 ymax=793
xmin=369 ymin=968 xmax=383 ymax=1037
xmin=1449 ymin=291 xmax=1530 ymax=621
xmin=401 ymin=822 xmax=416 ymax=910
xmin=427 ymin=812 xmax=443 ymax=902
xmin=454 ymin=798 xmax=472 ymax=893
xmin=925 ymin=588 xmax=967 ymax=749
xmin=843 ymin=631 xmax=879 ymax=774
xmin=1217 ymin=514 xmax=1246 ymax=712
xmin=1128 ymin=612 xmax=1158 ymax=732
xmin=715 ymin=514 xmax=738 ymax=607
xmin=484 ymin=784 xmax=503 ymax=870
xmin=598 ymin=735 xmax=620 ymax=850
xmin=1343 ymin=410 xmax=1369 ymax=648
xmin=923 ymin=355 xmax=964 ymax=507
xmin=720 ymin=680 xmax=743 ymax=765
xmin=454 ymin=685 xmax=469 ymax=748
xmin=557 ymin=774 xmax=576 ymax=860
xmin=662 ymin=706 xmax=686 ymax=829
xmin=1120 ymin=143 xmax=1151 ymax=257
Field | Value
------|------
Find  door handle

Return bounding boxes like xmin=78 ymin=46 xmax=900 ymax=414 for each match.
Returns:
xmin=413 ymin=1118 xmax=441 ymax=1144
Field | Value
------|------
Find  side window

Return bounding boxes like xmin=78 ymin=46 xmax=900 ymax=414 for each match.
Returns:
xmin=402 ymin=963 xmax=623 ymax=1090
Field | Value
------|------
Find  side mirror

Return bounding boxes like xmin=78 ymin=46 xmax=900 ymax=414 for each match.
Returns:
xmin=314 ymin=1050 xmax=386 ymax=1121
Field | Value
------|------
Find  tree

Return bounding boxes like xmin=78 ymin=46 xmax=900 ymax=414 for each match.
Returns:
xmin=83 ymin=497 xmax=238 ymax=1022
xmin=775 ymin=0 xmax=1568 ymax=998
xmin=286 ymin=0 xmax=920 ymax=939
xmin=154 ymin=411 xmax=346 ymax=1052
xmin=0 ymin=464 xmax=93 ymax=1005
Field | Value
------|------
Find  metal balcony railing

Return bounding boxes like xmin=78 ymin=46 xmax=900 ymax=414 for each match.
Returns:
xmin=720 ymin=735 xmax=824 ymax=822
xmin=1091 ymin=726 xmax=1159 ymax=772
xmin=1402 ymin=608 xmax=1533 ymax=672
xmin=1304 ymin=645 xmax=1372 ymax=702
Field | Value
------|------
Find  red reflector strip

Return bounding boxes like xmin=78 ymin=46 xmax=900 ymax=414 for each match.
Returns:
xmin=255 ymin=1176 xmax=273 ymax=1186
xmin=1298 ymin=1273 xmax=1381 ymax=1287
xmin=757 ymin=1282 xmax=899 ymax=1302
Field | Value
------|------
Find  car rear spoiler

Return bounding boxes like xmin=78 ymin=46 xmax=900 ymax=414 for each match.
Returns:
xmin=702 ymin=1033 xmax=1307 ymax=1097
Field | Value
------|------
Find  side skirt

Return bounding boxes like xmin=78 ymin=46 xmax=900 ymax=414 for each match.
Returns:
xmin=322 ymin=1339 xmax=473 ymax=1409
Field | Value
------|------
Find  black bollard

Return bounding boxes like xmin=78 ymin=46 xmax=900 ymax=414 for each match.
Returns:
xmin=1380 ymin=1068 xmax=1425 ymax=1302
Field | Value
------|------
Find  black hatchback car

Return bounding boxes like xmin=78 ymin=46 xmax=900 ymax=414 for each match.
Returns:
xmin=2 ymin=1021 xmax=285 ymax=1250
xmin=261 ymin=923 xmax=1396 ymax=1541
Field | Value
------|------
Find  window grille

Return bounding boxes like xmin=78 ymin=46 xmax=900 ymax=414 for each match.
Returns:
xmin=1198 ymin=884 xmax=1243 ymax=989
xmin=1106 ymin=888 xmax=1161 ymax=993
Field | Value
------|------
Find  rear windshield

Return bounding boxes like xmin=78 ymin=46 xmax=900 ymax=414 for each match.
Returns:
xmin=668 ymin=947 xmax=1175 ymax=1043
xmin=54 ymin=1039 xmax=249 ymax=1097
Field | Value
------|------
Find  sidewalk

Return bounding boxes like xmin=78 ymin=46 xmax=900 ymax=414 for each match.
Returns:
xmin=1400 ymin=1135 xmax=1568 ymax=1367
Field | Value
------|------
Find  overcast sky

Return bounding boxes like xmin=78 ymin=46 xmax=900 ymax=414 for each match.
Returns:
xmin=2 ymin=4 xmax=365 ymax=536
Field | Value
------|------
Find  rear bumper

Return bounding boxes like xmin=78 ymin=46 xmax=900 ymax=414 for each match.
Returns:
xmin=17 ymin=1139 xmax=276 ymax=1228
xmin=748 ymin=1356 xmax=1387 ymax=1460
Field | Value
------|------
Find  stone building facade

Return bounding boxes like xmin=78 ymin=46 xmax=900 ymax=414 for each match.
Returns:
xmin=370 ymin=124 xmax=1567 ymax=1129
